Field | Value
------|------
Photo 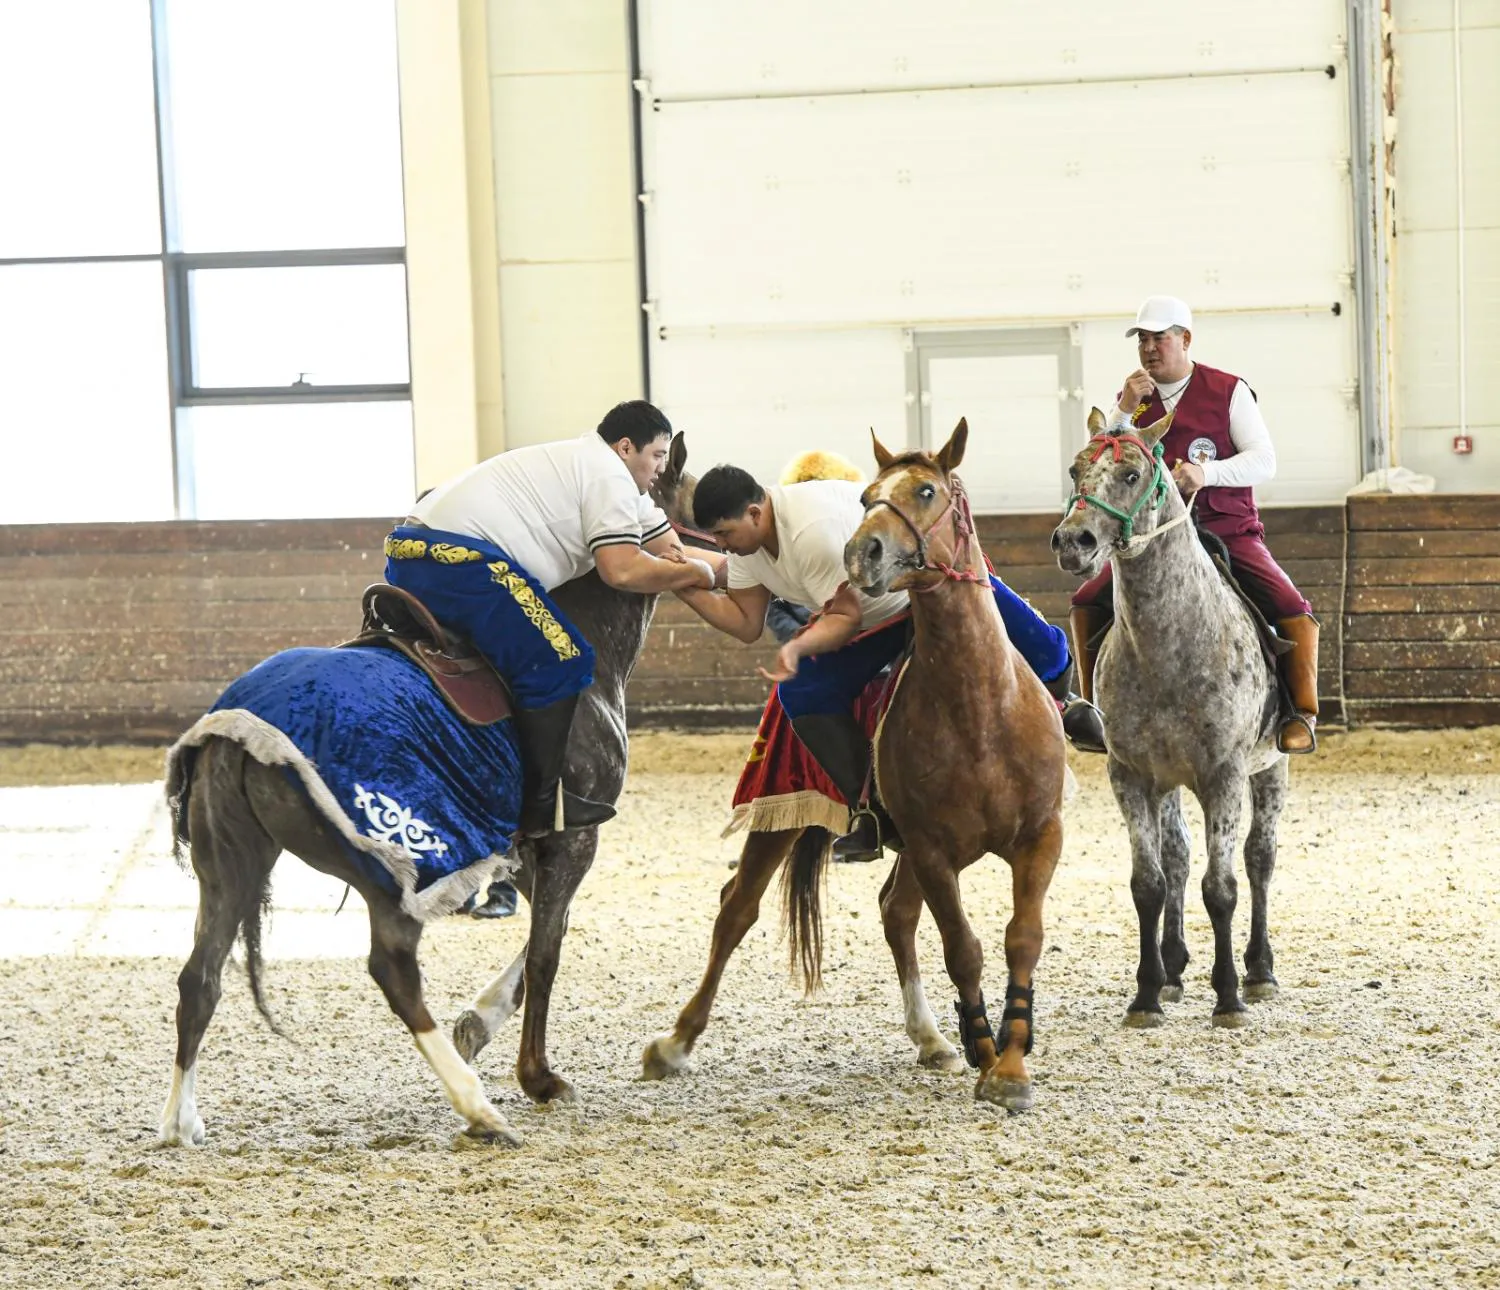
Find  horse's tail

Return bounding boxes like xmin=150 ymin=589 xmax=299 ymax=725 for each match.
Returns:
xmin=781 ymin=826 xmax=832 ymax=995
xmin=171 ymin=737 xmax=286 ymax=1038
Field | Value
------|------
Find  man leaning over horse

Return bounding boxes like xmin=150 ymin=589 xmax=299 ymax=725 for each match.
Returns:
xmin=676 ymin=462 xmax=1083 ymax=862
xmin=383 ymin=400 xmax=719 ymax=836
xmin=1067 ymin=295 xmax=1321 ymax=754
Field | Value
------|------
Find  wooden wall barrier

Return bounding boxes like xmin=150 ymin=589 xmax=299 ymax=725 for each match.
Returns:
xmin=2 ymin=496 xmax=1497 ymax=742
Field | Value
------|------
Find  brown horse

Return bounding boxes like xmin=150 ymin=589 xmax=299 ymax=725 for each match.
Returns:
xmin=643 ymin=420 xmax=1067 ymax=1110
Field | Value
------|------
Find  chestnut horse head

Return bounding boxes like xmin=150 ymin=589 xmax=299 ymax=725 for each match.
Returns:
xmin=845 ymin=418 xmax=985 ymax=596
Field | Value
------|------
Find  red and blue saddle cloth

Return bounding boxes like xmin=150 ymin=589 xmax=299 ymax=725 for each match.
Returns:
xmin=168 ymin=644 xmax=522 ymax=921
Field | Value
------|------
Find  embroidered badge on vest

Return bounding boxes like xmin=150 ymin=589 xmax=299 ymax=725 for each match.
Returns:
xmin=1186 ymin=437 xmax=1218 ymax=465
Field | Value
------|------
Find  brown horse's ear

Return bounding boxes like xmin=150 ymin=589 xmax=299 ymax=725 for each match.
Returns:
xmin=1137 ymin=408 xmax=1175 ymax=447
xmin=1087 ymin=407 xmax=1108 ymax=436
xmin=667 ymin=431 xmax=687 ymax=478
xmin=870 ymin=428 xmax=896 ymax=472
xmin=935 ymin=417 xmax=968 ymax=474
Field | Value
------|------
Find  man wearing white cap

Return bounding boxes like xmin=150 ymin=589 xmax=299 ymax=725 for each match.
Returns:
xmin=1066 ymin=296 xmax=1320 ymax=754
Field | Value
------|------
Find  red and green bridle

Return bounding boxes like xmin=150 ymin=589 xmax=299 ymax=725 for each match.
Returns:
xmin=1065 ymin=432 xmax=1171 ymax=547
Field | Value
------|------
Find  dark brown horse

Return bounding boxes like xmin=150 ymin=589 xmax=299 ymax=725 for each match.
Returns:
xmin=643 ymin=420 xmax=1068 ymax=1111
xmin=160 ymin=434 xmax=697 ymax=1147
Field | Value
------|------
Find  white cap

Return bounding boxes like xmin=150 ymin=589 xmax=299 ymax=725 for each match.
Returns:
xmin=1126 ymin=295 xmax=1193 ymax=336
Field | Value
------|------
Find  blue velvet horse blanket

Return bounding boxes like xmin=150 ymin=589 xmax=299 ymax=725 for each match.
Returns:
xmin=168 ymin=644 xmax=522 ymax=920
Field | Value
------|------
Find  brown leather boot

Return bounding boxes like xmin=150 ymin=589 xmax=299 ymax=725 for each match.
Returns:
xmin=1276 ymin=615 xmax=1320 ymax=754
xmin=1065 ymin=605 xmax=1113 ymax=753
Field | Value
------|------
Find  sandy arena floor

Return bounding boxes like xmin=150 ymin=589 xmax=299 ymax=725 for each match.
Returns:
xmin=1 ymin=728 xmax=1498 ymax=1289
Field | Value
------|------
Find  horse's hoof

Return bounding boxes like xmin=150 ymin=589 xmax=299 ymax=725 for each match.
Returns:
xmin=917 ymin=1044 xmax=966 ymax=1074
xmin=452 ymin=1010 xmax=490 ymax=1064
xmin=522 ymin=1073 xmax=577 ymax=1106
xmin=641 ymin=1035 xmax=689 ymax=1081
xmin=1243 ymin=981 xmax=1279 ymax=1002
xmin=159 ymin=1116 xmax=205 ymax=1148
xmin=1124 ymin=1010 xmax=1166 ymax=1029
xmin=975 ymin=1074 xmax=1033 ymax=1113
xmin=463 ymin=1117 xmax=522 ymax=1148
xmin=1212 ymin=1008 xmax=1251 ymax=1029
xmin=1159 ymin=984 xmax=1184 ymax=1003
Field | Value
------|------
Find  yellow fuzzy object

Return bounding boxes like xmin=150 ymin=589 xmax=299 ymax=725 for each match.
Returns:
xmin=778 ymin=449 xmax=866 ymax=485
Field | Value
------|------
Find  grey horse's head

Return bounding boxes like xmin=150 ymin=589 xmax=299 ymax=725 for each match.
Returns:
xmin=1051 ymin=407 xmax=1176 ymax=579
xmin=647 ymin=431 xmax=696 ymax=532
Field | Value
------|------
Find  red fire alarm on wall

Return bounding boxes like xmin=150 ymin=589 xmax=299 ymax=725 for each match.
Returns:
xmin=1453 ymin=434 xmax=1474 ymax=455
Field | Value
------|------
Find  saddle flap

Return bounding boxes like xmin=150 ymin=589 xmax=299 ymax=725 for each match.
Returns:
xmin=343 ymin=583 xmax=513 ymax=727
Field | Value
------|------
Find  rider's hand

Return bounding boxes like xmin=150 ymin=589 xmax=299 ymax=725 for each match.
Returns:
xmin=756 ymin=640 xmax=802 ymax=684
xmin=688 ymin=558 xmax=716 ymax=589
xmin=1171 ymin=458 xmax=1205 ymax=497
xmin=1119 ymin=369 xmax=1154 ymax=412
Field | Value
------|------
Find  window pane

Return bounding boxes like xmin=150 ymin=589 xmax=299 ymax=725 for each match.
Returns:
xmin=190 ymin=265 xmax=410 ymax=389
xmin=162 ymin=0 xmax=405 ymax=252
xmin=0 ymin=263 xmax=173 ymax=524
xmin=183 ymin=403 xmax=415 ymax=520
xmin=0 ymin=2 xmax=161 ymax=256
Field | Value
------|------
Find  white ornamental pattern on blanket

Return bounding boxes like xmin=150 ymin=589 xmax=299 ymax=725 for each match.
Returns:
xmin=352 ymin=785 xmax=451 ymax=859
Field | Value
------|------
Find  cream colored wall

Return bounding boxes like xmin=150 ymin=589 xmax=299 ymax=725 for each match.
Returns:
xmin=485 ymin=0 xmax=643 ymax=449
xmin=1391 ymin=0 xmax=1500 ymax=490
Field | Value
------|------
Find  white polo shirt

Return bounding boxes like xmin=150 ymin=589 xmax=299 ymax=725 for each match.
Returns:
xmin=410 ymin=431 xmax=672 ymax=591
xmin=726 ymin=480 xmax=908 ymax=629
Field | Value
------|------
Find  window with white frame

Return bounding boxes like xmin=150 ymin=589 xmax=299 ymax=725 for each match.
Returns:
xmin=0 ymin=0 xmax=414 ymax=524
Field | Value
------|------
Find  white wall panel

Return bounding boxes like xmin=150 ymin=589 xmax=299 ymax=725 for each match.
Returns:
xmin=640 ymin=1 xmax=1345 ymax=99
xmin=650 ymin=330 xmax=908 ymax=486
xmin=1391 ymin=5 xmax=1500 ymax=488
xmin=646 ymin=73 xmax=1351 ymax=330
xmin=640 ymin=3 xmax=1363 ymax=503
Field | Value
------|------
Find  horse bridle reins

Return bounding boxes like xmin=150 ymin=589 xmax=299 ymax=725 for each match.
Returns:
xmin=1066 ymin=432 xmax=1195 ymax=558
xmin=864 ymin=473 xmax=987 ymax=588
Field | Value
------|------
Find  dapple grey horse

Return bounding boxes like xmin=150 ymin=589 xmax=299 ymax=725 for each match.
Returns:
xmin=159 ymin=434 xmax=697 ymax=1147
xmin=1050 ymin=409 xmax=1286 ymax=1028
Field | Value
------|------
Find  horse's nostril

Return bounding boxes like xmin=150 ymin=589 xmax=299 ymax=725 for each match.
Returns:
xmin=1077 ymin=531 xmax=1097 ymax=551
xmin=866 ymin=537 xmax=882 ymax=559
xmin=1050 ymin=530 xmax=1062 ymax=551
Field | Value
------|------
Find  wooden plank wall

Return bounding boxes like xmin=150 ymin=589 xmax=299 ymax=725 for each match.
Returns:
xmin=1342 ymin=495 xmax=1500 ymax=727
xmin=2 ymin=498 xmax=1497 ymax=741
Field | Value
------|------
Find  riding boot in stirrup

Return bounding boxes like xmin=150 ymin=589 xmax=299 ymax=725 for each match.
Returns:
xmin=1275 ymin=615 xmax=1320 ymax=754
xmin=1043 ymin=659 xmax=1107 ymax=754
xmin=512 ymin=693 xmax=618 ymax=835
xmin=789 ymin=712 xmax=902 ymax=863
xmin=1065 ymin=606 xmax=1113 ymax=754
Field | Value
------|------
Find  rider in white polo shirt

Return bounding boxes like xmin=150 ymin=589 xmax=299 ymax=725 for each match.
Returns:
xmin=384 ymin=401 xmax=716 ymax=834
xmin=679 ymin=465 xmax=1076 ymax=861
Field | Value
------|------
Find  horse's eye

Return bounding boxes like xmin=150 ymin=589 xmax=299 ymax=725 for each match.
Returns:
xmin=1124 ymin=470 xmax=1141 ymax=486
xmin=918 ymin=484 xmax=936 ymax=500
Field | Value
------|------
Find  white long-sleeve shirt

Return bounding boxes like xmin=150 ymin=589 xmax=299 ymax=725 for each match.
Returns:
xmin=1112 ymin=367 xmax=1277 ymax=489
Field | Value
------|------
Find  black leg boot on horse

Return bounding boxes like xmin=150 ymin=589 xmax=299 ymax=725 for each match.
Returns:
xmin=513 ymin=693 xmax=617 ymax=836
xmin=1063 ymin=605 xmax=1112 ymax=753
xmin=790 ymin=712 xmax=903 ymax=862
xmin=1275 ymin=615 xmax=1320 ymax=754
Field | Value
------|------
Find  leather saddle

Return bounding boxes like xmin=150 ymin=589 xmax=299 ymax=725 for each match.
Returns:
xmin=340 ymin=583 xmax=513 ymax=726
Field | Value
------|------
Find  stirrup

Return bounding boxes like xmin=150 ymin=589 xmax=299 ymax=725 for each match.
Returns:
xmin=831 ymin=807 xmax=886 ymax=864
xmin=518 ymin=787 xmax=617 ymax=837
xmin=1061 ymin=697 xmax=1107 ymax=754
xmin=1275 ymin=712 xmax=1317 ymax=755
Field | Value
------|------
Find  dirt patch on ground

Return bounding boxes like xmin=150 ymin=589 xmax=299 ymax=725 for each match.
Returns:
xmin=2 ymin=730 xmax=1498 ymax=1287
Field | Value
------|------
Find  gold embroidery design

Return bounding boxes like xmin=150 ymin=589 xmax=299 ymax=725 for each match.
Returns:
xmin=429 ymin=543 xmax=484 ymax=564
xmin=487 ymin=560 xmax=581 ymax=661
xmin=384 ymin=537 xmax=428 ymax=560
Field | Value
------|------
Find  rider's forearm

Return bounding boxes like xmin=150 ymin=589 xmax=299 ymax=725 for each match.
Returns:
xmin=603 ymin=549 xmax=710 ymax=594
xmin=793 ymin=611 xmax=860 ymax=658
xmin=676 ymin=588 xmax=762 ymax=643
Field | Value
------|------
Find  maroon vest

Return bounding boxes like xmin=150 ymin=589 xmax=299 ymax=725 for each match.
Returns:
xmin=1125 ymin=362 xmax=1259 ymax=534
